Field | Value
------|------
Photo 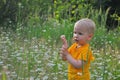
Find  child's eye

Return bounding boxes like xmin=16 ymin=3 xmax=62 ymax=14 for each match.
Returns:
xmin=79 ymin=33 xmax=83 ymax=35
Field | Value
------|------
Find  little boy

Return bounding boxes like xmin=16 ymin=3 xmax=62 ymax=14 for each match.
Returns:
xmin=60 ymin=18 xmax=95 ymax=80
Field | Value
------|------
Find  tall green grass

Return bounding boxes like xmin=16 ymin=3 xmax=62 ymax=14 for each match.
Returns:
xmin=0 ymin=7 xmax=120 ymax=80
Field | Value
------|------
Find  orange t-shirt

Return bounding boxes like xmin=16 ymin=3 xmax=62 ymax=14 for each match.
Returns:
xmin=68 ymin=43 xmax=94 ymax=80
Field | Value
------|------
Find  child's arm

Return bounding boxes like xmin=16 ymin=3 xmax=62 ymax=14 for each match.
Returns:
xmin=59 ymin=35 xmax=67 ymax=61
xmin=65 ymin=53 xmax=86 ymax=68
xmin=60 ymin=35 xmax=86 ymax=68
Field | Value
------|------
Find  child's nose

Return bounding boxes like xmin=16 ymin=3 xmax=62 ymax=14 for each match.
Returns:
xmin=74 ymin=33 xmax=78 ymax=37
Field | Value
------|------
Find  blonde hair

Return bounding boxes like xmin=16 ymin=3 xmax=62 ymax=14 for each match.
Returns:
xmin=75 ymin=18 xmax=96 ymax=34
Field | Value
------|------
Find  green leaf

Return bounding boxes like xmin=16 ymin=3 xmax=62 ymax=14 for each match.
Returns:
xmin=3 ymin=0 xmax=6 ymax=4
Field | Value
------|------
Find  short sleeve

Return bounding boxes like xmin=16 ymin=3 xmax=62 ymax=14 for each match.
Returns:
xmin=68 ymin=43 xmax=76 ymax=54
xmin=78 ymin=48 xmax=94 ymax=62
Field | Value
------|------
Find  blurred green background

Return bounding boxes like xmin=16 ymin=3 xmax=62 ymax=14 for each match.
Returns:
xmin=0 ymin=0 xmax=120 ymax=80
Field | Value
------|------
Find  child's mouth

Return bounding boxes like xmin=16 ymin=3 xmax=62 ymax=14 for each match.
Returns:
xmin=74 ymin=38 xmax=78 ymax=42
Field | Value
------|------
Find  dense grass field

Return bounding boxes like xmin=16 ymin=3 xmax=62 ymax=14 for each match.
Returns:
xmin=0 ymin=0 xmax=120 ymax=79
xmin=0 ymin=18 xmax=120 ymax=80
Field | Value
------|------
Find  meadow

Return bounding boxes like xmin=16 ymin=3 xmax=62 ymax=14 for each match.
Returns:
xmin=0 ymin=7 xmax=120 ymax=80
xmin=0 ymin=18 xmax=120 ymax=80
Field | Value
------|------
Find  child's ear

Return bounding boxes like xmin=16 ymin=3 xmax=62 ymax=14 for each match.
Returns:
xmin=88 ymin=34 xmax=93 ymax=40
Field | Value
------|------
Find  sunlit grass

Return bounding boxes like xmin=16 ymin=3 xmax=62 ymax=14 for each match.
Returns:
xmin=0 ymin=11 xmax=120 ymax=80
xmin=0 ymin=23 xmax=120 ymax=80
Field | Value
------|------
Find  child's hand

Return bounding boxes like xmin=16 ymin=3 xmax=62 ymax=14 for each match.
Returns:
xmin=60 ymin=35 xmax=68 ymax=49
xmin=59 ymin=53 xmax=67 ymax=61
xmin=60 ymin=35 xmax=68 ymax=56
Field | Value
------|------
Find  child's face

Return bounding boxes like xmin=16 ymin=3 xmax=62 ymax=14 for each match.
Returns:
xmin=73 ymin=25 xmax=92 ymax=46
